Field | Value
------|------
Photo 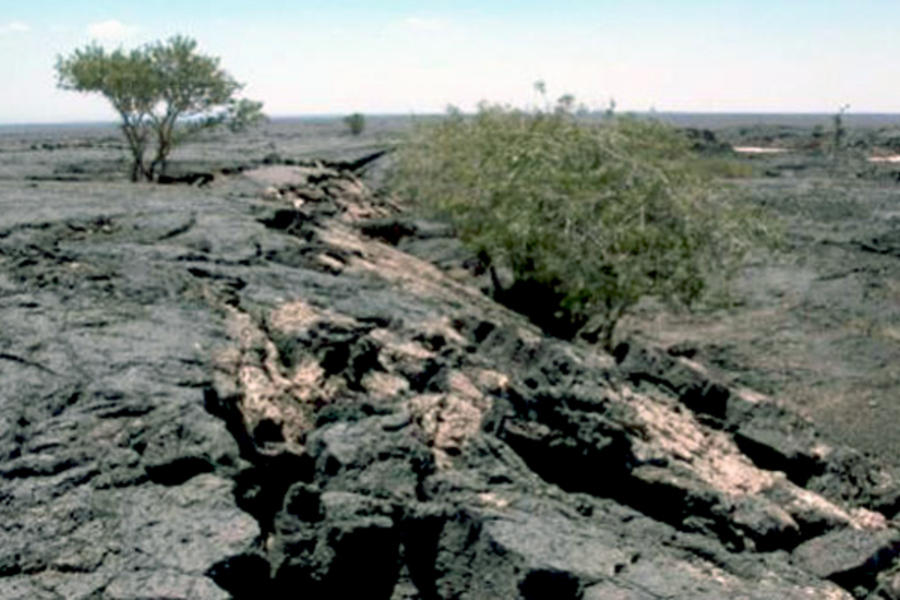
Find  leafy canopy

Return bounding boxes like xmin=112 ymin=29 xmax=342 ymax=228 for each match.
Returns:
xmin=389 ymin=97 xmax=775 ymax=348
xmin=56 ymin=35 xmax=263 ymax=181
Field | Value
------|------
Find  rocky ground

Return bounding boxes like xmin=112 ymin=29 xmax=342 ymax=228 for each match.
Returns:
xmin=623 ymin=133 xmax=900 ymax=464
xmin=1 ymin=119 xmax=899 ymax=599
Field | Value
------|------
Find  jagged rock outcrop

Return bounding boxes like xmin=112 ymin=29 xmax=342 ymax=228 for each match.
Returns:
xmin=1 ymin=158 xmax=898 ymax=599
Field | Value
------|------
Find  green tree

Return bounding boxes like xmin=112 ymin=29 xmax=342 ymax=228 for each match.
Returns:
xmin=56 ymin=35 xmax=264 ymax=182
xmin=390 ymin=97 xmax=774 ymax=349
xmin=343 ymin=112 xmax=365 ymax=136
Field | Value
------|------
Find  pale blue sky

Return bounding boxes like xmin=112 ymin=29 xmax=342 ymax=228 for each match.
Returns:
xmin=1 ymin=1 xmax=898 ymax=123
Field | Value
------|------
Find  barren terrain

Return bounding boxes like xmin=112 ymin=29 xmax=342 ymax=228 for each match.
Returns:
xmin=1 ymin=115 xmax=899 ymax=599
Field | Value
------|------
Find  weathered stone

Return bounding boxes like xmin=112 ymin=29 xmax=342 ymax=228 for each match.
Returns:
xmin=792 ymin=527 xmax=900 ymax=589
xmin=1 ymin=154 xmax=898 ymax=600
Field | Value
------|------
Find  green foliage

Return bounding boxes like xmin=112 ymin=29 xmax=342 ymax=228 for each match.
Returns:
xmin=344 ymin=113 xmax=366 ymax=136
xmin=56 ymin=35 xmax=264 ymax=182
xmin=693 ymin=156 xmax=755 ymax=179
xmin=389 ymin=98 xmax=774 ymax=349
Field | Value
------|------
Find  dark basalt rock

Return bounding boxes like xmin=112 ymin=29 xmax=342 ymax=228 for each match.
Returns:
xmin=792 ymin=527 xmax=900 ymax=592
xmin=0 ymin=162 xmax=898 ymax=599
xmin=157 ymin=171 xmax=215 ymax=186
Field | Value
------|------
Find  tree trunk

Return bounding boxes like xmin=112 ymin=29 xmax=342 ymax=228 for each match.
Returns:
xmin=121 ymin=120 xmax=150 ymax=183
xmin=130 ymin=150 xmax=148 ymax=182
xmin=149 ymin=139 xmax=171 ymax=181
xmin=149 ymin=155 xmax=168 ymax=181
xmin=148 ymin=117 xmax=177 ymax=182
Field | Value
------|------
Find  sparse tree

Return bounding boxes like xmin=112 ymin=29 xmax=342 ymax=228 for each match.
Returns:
xmin=343 ymin=112 xmax=366 ymax=136
xmin=56 ymin=35 xmax=264 ymax=182
xmin=605 ymin=98 xmax=617 ymax=118
xmin=556 ymin=94 xmax=576 ymax=114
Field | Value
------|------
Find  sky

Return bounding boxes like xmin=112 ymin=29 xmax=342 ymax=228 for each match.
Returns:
xmin=1 ymin=0 xmax=899 ymax=124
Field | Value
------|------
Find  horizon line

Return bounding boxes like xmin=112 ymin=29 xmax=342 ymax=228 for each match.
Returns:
xmin=5 ymin=110 xmax=900 ymax=128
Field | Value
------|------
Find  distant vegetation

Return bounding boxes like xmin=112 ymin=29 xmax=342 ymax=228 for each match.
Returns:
xmin=831 ymin=104 xmax=850 ymax=171
xmin=389 ymin=93 xmax=775 ymax=349
xmin=344 ymin=113 xmax=366 ymax=136
xmin=55 ymin=35 xmax=264 ymax=182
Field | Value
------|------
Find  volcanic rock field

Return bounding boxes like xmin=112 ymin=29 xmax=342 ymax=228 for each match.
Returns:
xmin=1 ymin=118 xmax=899 ymax=599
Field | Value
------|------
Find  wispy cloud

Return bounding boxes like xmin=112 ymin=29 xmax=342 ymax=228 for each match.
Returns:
xmin=0 ymin=21 xmax=30 ymax=35
xmin=401 ymin=17 xmax=446 ymax=32
xmin=87 ymin=19 xmax=138 ymax=42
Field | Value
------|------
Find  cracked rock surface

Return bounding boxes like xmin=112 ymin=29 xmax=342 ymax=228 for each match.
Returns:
xmin=1 ymin=157 xmax=899 ymax=599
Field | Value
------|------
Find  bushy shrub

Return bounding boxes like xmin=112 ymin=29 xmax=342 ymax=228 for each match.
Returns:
xmin=389 ymin=100 xmax=775 ymax=349
xmin=693 ymin=156 xmax=755 ymax=179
